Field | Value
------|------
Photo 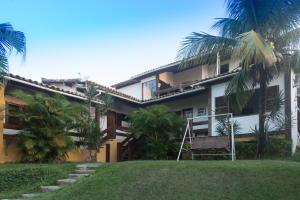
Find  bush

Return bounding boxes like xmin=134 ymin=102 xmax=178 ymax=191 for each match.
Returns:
xmin=12 ymin=91 xmax=78 ymax=162
xmin=0 ymin=164 xmax=75 ymax=199
xmin=235 ymin=138 xmax=291 ymax=159
xmin=265 ymin=138 xmax=291 ymax=158
xmin=235 ymin=142 xmax=257 ymax=159
xmin=129 ymin=105 xmax=184 ymax=160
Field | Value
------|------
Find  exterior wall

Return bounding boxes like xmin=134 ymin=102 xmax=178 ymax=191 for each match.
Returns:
xmin=0 ymin=137 xmax=120 ymax=163
xmin=155 ymin=93 xmax=209 ymax=132
xmin=117 ymin=82 xmax=142 ymax=99
xmin=290 ymin=71 xmax=298 ymax=153
xmin=201 ymin=64 xmax=216 ymax=79
xmin=1 ymin=135 xmax=21 ymax=163
xmin=211 ymin=72 xmax=285 ymax=136
xmin=96 ymin=139 xmax=122 ymax=163
xmin=159 ymin=72 xmax=174 ymax=86
xmin=66 ymin=148 xmax=90 ymax=162
xmin=173 ymin=66 xmax=202 ymax=85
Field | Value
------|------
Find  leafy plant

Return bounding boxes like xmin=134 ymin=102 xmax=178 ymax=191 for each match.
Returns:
xmin=12 ymin=91 xmax=78 ymax=162
xmin=0 ymin=164 xmax=74 ymax=199
xmin=128 ymin=105 xmax=184 ymax=160
xmin=216 ymin=117 xmax=241 ymax=136
xmin=73 ymin=83 xmax=112 ymax=161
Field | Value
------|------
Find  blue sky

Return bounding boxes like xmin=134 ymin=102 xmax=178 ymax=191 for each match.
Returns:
xmin=1 ymin=0 xmax=225 ymax=86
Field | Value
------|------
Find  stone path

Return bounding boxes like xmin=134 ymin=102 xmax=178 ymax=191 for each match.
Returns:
xmin=2 ymin=163 xmax=101 ymax=200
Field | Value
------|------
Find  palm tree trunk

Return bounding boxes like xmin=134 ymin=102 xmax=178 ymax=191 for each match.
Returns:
xmin=257 ymin=69 xmax=267 ymax=159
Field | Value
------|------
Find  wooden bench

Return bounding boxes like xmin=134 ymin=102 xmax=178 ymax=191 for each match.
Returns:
xmin=191 ymin=136 xmax=230 ymax=150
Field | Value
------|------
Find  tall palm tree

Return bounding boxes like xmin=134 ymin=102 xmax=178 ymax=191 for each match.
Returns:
xmin=178 ymin=0 xmax=300 ymax=158
xmin=0 ymin=23 xmax=26 ymax=79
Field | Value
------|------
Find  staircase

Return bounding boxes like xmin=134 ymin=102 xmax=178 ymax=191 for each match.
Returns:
xmin=2 ymin=163 xmax=101 ymax=200
xmin=118 ymin=134 xmax=139 ymax=161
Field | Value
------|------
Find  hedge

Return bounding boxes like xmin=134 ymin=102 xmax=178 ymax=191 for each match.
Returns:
xmin=0 ymin=164 xmax=75 ymax=199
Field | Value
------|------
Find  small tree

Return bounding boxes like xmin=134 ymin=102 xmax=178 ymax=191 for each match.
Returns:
xmin=13 ymin=91 xmax=76 ymax=162
xmin=128 ymin=105 xmax=184 ymax=160
xmin=74 ymin=83 xmax=112 ymax=161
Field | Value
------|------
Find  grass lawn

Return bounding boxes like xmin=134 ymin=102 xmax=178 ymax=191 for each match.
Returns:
xmin=35 ymin=160 xmax=300 ymax=200
xmin=0 ymin=163 xmax=75 ymax=199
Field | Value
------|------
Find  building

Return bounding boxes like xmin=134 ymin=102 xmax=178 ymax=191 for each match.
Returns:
xmin=0 ymin=59 xmax=299 ymax=163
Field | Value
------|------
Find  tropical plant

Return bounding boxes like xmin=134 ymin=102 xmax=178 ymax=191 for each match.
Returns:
xmin=0 ymin=23 xmax=26 ymax=80
xmin=128 ymin=105 xmax=184 ymax=159
xmin=74 ymin=83 xmax=112 ymax=161
xmin=216 ymin=117 xmax=241 ymax=136
xmin=12 ymin=91 xmax=77 ymax=162
xmin=178 ymin=0 xmax=300 ymax=158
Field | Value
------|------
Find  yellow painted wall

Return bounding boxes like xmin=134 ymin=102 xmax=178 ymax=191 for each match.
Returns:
xmin=66 ymin=148 xmax=90 ymax=162
xmin=97 ymin=139 xmax=122 ymax=163
xmin=0 ymin=136 xmax=121 ymax=163
xmin=2 ymin=136 xmax=21 ymax=162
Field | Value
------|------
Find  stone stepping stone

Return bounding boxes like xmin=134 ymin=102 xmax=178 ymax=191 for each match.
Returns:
xmin=40 ymin=186 xmax=61 ymax=193
xmin=22 ymin=193 xmax=41 ymax=198
xmin=1 ymin=199 xmax=23 ymax=200
xmin=68 ymin=173 xmax=90 ymax=179
xmin=76 ymin=163 xmax=101 ymax=170
xmin=75 ymin=169 xmax=95 ymax=174
xmin=57 ymin=178 xmax=77 ymax=186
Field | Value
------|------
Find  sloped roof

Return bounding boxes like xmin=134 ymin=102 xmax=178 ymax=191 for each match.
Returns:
xmin=6 ymin=74 xmax=140 ymax=104
xmin=6 ymin=68 xmax=239 ymax=106
xmin=112 ymin=61 xmax=181 ymax=89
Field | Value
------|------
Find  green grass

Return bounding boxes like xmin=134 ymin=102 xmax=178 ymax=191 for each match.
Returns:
xmin=35 ymin=160 xmax=300 ymax=200
xmin=0 ymin=163 xmax=75 ymax=199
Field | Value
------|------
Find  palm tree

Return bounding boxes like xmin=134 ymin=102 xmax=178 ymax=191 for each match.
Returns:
xmin=0 ymin=23 xmax=25 ymax=163
xmin=178 ymin=0 xmax=300 ymax=158
xmin=0 ymin=23 xmax=26 ymax=79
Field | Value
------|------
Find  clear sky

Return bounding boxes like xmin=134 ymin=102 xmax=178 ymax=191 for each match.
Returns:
xmin=1 ymin=0 xmax=225 ymax=86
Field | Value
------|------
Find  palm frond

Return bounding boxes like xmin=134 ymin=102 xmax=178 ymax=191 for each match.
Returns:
xmin=226 ymin=0 xmax=300 ymax=36
xmin=177 ymin=32 xmax=236 ymax=67
xmin=225 ymin=68 xmax=254 ymax=112
xmin=277 ymin=28 xmax=300 ymax=50
xmin=211 ymin=18 xmax=249 ymax=37
xmin=0 ymin=23 xmax=26 ymax=56
xmin=231 ymin=30 xmax=277 ymax=67
xmin=0 ymin=53 xmax=8 ymax=80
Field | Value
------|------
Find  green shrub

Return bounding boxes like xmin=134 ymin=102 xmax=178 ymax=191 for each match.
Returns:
xmin=235 ymin=138 xmax=291 ymax=159
xmin=290 ymin=151 xmax=300 ymax=162
xmin=0 ymin=164 xmax=75 ymax=199
xmin=235 ymin=142 xmax=257 ymax=159
xmin=265 ymin=138 xmax=291 ymax=158
xmin=12 ymin=91 xmax=78 ymax=162
xmin=129 ymin=105 xmax=184 ymax=160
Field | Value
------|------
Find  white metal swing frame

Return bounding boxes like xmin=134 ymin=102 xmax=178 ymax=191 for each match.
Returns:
xmin=177 ymin=113 xmax=236 ymax=161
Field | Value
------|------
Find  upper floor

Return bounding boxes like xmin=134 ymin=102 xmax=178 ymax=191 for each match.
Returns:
xmin=112 ymin=60 xmax=239 ymax=100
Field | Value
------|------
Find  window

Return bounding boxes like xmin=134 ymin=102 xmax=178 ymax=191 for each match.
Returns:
xmin=266 ymin=86 xmax=279 ymax=111
xmin=220 ymin=64 xmax=229 ymax=74
xmin=215 ymin=96 xmax=229 ymax=114
xmin=5 ymin=103 xmax=23 ymax=129
xmin=183 ymin=108 xmax=193 ymax=119
xmin=142 ymin=79 xmax=157 ymax=100
xmin=215 ymin=86 xmax=279 ymax=116
xmin=197 ymin=107 xmax=207 ymax=116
